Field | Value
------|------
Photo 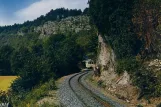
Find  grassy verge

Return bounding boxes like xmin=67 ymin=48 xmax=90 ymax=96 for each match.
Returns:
xmin=10 ymin=79 xmax=59 ymax=107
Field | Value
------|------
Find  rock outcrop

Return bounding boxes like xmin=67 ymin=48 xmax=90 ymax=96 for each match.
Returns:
xmin=34 ymin=16 xmax=91 ymax=38
xmin=97 ymin=34 xmax=131 ymax=87
xmin=97 ymin=34 xmax=117 ymax=87
xmin=96 ymin=34 xmax=137 ymax=103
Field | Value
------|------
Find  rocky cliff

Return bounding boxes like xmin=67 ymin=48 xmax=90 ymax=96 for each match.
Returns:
xmin=97 ymin=34 xmax=117 ymax=86
xmin=34 ymin=15 xmax=91 ymax=38
xmin=97 ymin=34 xmax=131 ymax=86
xmin=96 ymin=34 xmax=161 ymax=106
xmin=96 ymin=34 xmax=138 ymax=104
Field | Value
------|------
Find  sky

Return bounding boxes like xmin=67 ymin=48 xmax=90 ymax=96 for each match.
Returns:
xmin=0 ymin=0 xmax=88 ymax=26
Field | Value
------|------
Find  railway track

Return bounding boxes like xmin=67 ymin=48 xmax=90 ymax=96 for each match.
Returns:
xmin=59 ymin=71 xmax=125 ymax=107
xmin=77 ymin=72 xmax=112 ymax=107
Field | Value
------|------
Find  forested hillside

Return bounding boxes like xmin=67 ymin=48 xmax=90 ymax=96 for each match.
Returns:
xmin=1 ymin=0 xmax=161 ymax=106
xmin=0 ymin=8 xmax=82 ymax=34
xmin=0 ymin=8 xmax=97 ymax=106
xmin=89 ymin=0 xmax=161 ymax=104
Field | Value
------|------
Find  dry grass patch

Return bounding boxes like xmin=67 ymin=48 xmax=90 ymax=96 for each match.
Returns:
xmin=0 ymin=76 xmax=18 ymax=91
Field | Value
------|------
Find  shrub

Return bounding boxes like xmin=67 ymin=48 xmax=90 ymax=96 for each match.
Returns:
xmin=133 ymin=68 xmax=159 ymax=98
xmin=0 ymin=91 xmax=9 ymax=103
xmin=39 ymin=102 xmax=59 ymax=107
xmin=11 ymin=79 xmax=56 ymax=107
xmin=97 ymin=80 xmax=106 ymax=88
xmin=116 ymin=57 xmax=140 ymax=74
xmin=137 ymin=104 xmax=143 ymax=107
xmin=117 ymin=57 xmax=161 ymax=98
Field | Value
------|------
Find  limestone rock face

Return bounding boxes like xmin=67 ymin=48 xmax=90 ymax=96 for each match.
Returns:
xmin=97 ymin=34 xmax=131 ymax=87
xmin=117 ymin=71 xmax=130 ymax=85
xmin=97 ymin=34 xmax=117 ymax=87
xmin=96 ymin=35 xmax=135 ymax=103
xmin=34 ymin=16 xmax=91 ymax=38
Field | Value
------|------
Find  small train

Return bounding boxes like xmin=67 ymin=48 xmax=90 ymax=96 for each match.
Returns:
xmin=83 ymin=59 xmax=95 ymax=68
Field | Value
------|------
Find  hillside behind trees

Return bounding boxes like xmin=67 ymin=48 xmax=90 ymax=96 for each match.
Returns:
xmin=1 ymin=0 xmax=161 ymax=106
xmin=0 ymin=8 xmax=97 ymax=106
xmin=89 ymin=0 xmax=161 ymax=100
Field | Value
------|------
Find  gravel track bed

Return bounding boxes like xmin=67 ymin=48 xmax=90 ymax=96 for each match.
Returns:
xmin=80 ymin=71 xmax=126 ymax=107
xmin=58 ymin=73 xmax=85 ymax=107
xmin=70 ymin=72 xmax=105 ymax=107
xmin=59 ymin=71 xmax=126 ymax=107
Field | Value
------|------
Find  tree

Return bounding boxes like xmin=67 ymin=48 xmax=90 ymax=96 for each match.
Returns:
xmin=0 ymin=45 xmax=14 ymax=75
xmin=89 ymin=0 xmax=140 ymax=59
xmin=133 ymin=0 xmax=161 ymax=56
xmin=11 ymin=45 xmax=53 ymax=90
xmin=83 ymin=8 xmax=89 ymax=15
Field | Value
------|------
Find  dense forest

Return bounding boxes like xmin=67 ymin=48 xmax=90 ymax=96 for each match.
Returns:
xmin=89 ymin=0 xmax=161 ymax=99
xmin=0 ymin=8 xmax=97 ymax=106
xmin=1 ymin=0 xmax=161 ymax=106
xmin=0 ymin=8 xmax=85 ymax=34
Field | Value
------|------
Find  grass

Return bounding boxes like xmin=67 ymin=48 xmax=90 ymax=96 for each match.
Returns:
xmin=11 ymin=79 xmax=59 ymax=107
xmin=0 ymin=76 xmax=18 ymax=91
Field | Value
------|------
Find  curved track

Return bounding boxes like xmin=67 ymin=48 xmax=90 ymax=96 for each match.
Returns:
xmin=59 ymin=71 xmax=125 ymax=107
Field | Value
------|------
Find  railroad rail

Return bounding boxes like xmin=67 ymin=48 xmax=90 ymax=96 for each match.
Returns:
xmin=59 ymin=71 xmax=125 ymax=107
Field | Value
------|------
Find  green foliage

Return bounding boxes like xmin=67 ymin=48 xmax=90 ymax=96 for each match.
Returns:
xmin=11 ymin=79 xmax=56 ymax=107
xmin=0 ymin=8 xmax=82 ymax=34
xmin=0 ymin=45 xmax=14 ymax=59
xmin=0 ymin=59 xmax=12 ymax=75
xmin=83 ymin=8 xmax=89 ymax=15
xmin=0 ymin=7 xmax=98 ymax=106
xmin=89 ymin=0 xmax=141 ymax=59
xmin=116 ymin=57 xmax=140 ymax=74
xmin=117 ymin=58 xmax=161 ymax=98
xmin=76 ymin=30 xmax=98 ymax=59
xmin=0 ymin=26 xmax=97 ymax=93
xmin=0 ymin=45 xmax=14 ymax=75
xmin=39 ymin=102 xmax=59 ymax=107
xmin=10 ymin=40 xmax=55 ymax=90
xmin=89 ymin=0 xmax=161 ymax=99
xmin=5 ymin=29 xmax=97 ymax=98
xmin=116 ymin=57 xmax=161 ymax=98
xmin=44 ymin=34 xmax=82 ymax=76
xmin=137 ymin=104 xmax=143 ymax=107
xmin=0 ymin=91 xmax=10 ymax=103
xmin=133 ymin=68 xmax=160 ymax=98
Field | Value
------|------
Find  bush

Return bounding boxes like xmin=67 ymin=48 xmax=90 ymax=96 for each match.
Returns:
xmin=154 ymin=85 xmax=161 ymax=97
xmin=133 ymin=68 xmax=159 ymax=98
xmin=137 ymin=104 xmax=143 ymax=107
xmin=11 ymin=79 xmax=56 ymax=107
xmin=117 ymin=57 xmax=161 ymax=98
xmin=40 ymin=102 xmax=59 ymax=107
xmin=116 ymin=57 xmax=140 ymax=74
xmin=0 ymin=91 xmax=10 ymax=103
xmin=97 ymin=80 xmax=106 ymax=88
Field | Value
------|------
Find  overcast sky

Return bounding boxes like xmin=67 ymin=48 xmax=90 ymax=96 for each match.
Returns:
xmin=0 ymin=0 xmax=88 ymax=26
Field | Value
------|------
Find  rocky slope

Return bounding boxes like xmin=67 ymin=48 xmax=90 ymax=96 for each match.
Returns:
xmin=94 ymin=34 xmax=138 ymax=105
xmin=34 ymin=15 xmax=91 ymax=38
xmin=94 ymin=34 xmax=161 ymax=106
xmin=97 ymin=34 xmax=131 ymax=87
